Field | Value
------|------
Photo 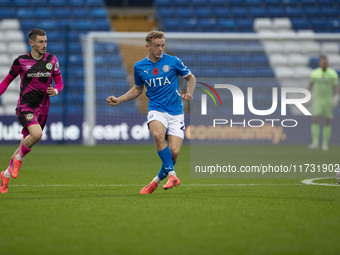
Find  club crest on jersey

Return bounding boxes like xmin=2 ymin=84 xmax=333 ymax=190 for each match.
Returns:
xmin=162 ymin=65 xmax=170 ymax=73
xmin=46 ymin=63 xmax=53 ymax=70
xmin=152 ymin=68 xmax=159 ymax=75
xmin=26 ymin=114 xmax=34 ymax=120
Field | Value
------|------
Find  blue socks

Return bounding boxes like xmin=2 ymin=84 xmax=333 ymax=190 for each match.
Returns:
xmin=157 ymin=146 xmax=174 ymax=180
xmin=157 ymin=161 xmax=177 ymax=180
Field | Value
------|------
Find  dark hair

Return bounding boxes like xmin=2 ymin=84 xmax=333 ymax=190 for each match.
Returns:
xmin=28 ymin=28 xmax=46 ymax=41
xmin=145 ymin=31 xmax=165 ymax=43
xmin=320 ymin=55 xmax=328 ymax=60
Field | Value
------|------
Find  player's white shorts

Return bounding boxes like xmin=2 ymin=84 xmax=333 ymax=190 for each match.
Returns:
xmin=147 ymin=110 xmax=185 ymax=139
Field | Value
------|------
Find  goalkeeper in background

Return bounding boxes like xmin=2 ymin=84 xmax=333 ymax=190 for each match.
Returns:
xmin=308 ymin=55 xmax=339 ymax=151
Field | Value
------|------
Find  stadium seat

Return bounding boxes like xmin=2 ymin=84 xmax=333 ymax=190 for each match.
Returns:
xmin=273 ymin=18 xmax=292 ymax=30
xmin=0 ymin=54 xmax=10 ymax=65
xmin=8 ymin=42 xmax=27 ymax=55
xmin=321 ymin=42 xmax=339 ymax=55
xmin=13 ymin=0 xmax=30 ymax=7
xmin=287 ymin=54 xmax=309 ymax=66
xmin=5 ymin=30 xmax=25 ymax=42
xmin=34 ymin=8 xmax=52 ymax=18
xmin=17 ymin=8 xmax=35 ymax=18
xmin=269 ymin=54 xmax=288 ymax=66
xmin=254 ymin=18 xmax=272 ymax=31
xmin=50 ymin=0 xmax=67 ymax=6
xmin=0 ymin=43 xmax=7 ymax=54
xmin=19 ymin=19 xmax=37 ymax=30
xmin=0 ymin=8 xmax=16 ymax=19
xmin=1 ymin=19 xmax=21 ymax=30
xmin=90 ymin=8 xmax=107 ymax=18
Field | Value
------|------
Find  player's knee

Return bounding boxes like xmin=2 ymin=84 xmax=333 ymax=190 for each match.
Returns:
xmin=31 ymin=131 xmax=43 ymax=143
xmin=152 ymin=132 xmax=166 ymax=144
xmin=170 ymin=149 xmax=180 ymax=161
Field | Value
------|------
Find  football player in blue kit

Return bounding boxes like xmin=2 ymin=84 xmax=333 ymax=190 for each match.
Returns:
xmin=107 ymin=31 xmax=196 ymax=194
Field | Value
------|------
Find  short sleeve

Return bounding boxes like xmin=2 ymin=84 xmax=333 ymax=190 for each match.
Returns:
xmin=134 ymin=64 xmax=144 ymax=87
xmin=174 ymin=57 xmax=191 ymax=78
xmin=9 ymin=57 xmax=21 ymax=77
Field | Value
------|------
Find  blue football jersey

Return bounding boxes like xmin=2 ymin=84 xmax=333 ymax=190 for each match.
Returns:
xmin=134 ymin=54 xmax=191 ymax=115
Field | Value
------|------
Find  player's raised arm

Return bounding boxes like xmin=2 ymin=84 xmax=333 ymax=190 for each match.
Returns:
xmin=107 ymin=85 xmax=143 ymax=106
xmin=181 ymin=73 xmax=196 ymax=102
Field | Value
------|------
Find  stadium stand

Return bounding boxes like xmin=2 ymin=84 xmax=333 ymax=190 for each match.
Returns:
xmin=1 ymin=0 xmax=340 ymax=117
xmin=0 ymin=0 xmax=127 ymax=116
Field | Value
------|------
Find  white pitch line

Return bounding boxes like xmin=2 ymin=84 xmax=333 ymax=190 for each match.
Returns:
xmin=301 ymin=177 xmax=340 ymax=187
xmin=10 ymin=183 xmax=303 ymax=188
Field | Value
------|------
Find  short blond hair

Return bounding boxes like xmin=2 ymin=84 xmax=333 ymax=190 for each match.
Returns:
xmin=145 ymin=31 xmax=165 ymax=43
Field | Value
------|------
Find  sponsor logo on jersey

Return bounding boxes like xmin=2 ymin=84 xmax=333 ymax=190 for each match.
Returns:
xmin=46 ymin=63 xmax=53 ymax=70
xmin=144 ymin=77 xmax=171 ymax=87
xmin=27 ymin=72 xmax=51 ymax=78
xmin=54 ymin=61 xmax=60 ymax=72
xmin=162 ymin=65 xmax=170 ymax=73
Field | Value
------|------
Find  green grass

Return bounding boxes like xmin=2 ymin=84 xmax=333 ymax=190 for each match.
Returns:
xmin=0 ymin=145 xmax=339 ymax=255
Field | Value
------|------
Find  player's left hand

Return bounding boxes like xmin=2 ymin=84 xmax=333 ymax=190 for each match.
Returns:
xmin=332 ymin=94 xmax=340 ymax=107
xmin=47 ymin=85 xmax=58 ymax=97
xmin=181 ymin=93 xmax=193 ymax=102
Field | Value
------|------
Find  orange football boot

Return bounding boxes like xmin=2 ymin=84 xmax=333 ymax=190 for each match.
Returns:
xmin=140 ymin=180 xmax=158 ymax=194
xmin=10 ymin=155 xmax=22 ymax=178
xmin=0 ymin=171 xmax=9 ymax=193
xmin=163 ymin=175 xmax=180 ymax=190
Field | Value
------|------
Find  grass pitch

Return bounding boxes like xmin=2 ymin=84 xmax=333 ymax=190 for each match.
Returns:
xmin=0 ymin=144 xmax=339 ymax=255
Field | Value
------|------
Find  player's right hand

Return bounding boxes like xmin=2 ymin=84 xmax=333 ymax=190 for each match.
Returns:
xmin=106 ymin=96 xmax=120 ymax=106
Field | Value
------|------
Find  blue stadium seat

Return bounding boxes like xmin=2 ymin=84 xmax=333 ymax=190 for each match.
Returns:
xmin=191 ymin=0 xmax=208 ymax=7
xmin=161 ymin=19 xmax=180 ymax=31
xmin=53 ymin=8 xmax=71 ymax=18
xmin=0 ymin=7 xmax=16 ymax=18
xmin=291 ymin=18 xmax=310 ymax=30
xmin=48 ymin=42 xmax=65 ymax=54
xmin=90 ymin=8 xmax=107 ymax=18
xmin=230 ymin=7 xmax=248 ymax=17
xmin=0 ymin=0 xmax=10 ymax=6
xmin=285 ymin=7 xmax=302 ymax=17
xmin=173 ymin=0 xmax=188 ymax=7
xmin=71 ymin=8 xmax=89 ymax=18
xmin=249 ymin=7 xmax=267 ymax=18
xmin=71 ymin=19 xmax=93 ymax=30
xmin=69 ymin=0 xmax=85 ymax=6
xmin=13 ymin=0 xmax=30 ymax=7
xmin=31 ymin=0 xmax=50 ymax=4
xmin=39 ymin=20 xmax=57 ymax=30
xmin=68 ymin=44 xmax=82 ymax=53
xmin=35 ymin=8 xmax=53 ymax=18
xmin=92 ymin=19 xmax=110 ymax=30
xmin=212 ymin=7 xmax=230 ymax=18
xmin=236 ymin=19 xmax=253 ymax=32
xmin=177 ymin=9 xmax=194 ymax=18
xmin=20 ymin=19 xmax=37 ymax=30
xmin=194 ymin=8 xmax=213 ymax=18
xmin=17 ymin=8 xmax=35 ymax=18
xmin=210 ymin=0 xmax=227 ymax=6
xmin=304 ymin=7 xmax=320 ymax=17
xmin=154 ymin=0 xmax=173 ymax=7
xmin=87 ymin=0 xmax=104 ymax=7
xmin=157 ymin=8 xmax=176 ymax=18
xmin=267 ymin=6 xmax=285 ymax=17
xmin=50 ymin=0 xmax=67 ymax=6
xmin=218 ymin=19 xmax=236 ymax=30
xmin=321 ymin=6 xmax=338 ymax=17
